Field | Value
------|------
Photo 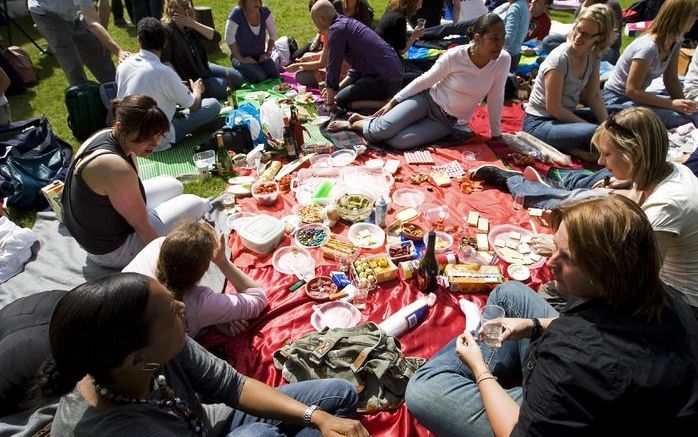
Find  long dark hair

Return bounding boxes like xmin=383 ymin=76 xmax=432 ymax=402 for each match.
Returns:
xmin=41 ymin=274 xmax=153 ymax=398
xmin=467 ymin=12 xmax=504 ymax=39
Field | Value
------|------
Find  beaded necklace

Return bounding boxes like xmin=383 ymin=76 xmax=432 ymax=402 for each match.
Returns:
xmin=93 ymin=375 xmax=208 ymax=436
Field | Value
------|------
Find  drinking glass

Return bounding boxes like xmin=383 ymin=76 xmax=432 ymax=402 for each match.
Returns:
xmin=480 ymin=305 xmax=505 ymax=348
xmin=351 ymin=278 xmax=371 ymax=310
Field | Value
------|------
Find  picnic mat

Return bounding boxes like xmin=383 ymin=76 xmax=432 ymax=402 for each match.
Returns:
xmin=197 ymin=104 xmax=557 ymax=437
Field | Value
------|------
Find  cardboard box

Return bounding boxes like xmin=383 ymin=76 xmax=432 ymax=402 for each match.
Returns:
xmin=353 ymin=254 xmax=398 ymax=284
xmin=444 ymin=264 xmax=503 ymax=293
xmin=679 ymin=48 xmax=695 ymax=77
xmin=41 ymin=181 xmax=64 ymax=221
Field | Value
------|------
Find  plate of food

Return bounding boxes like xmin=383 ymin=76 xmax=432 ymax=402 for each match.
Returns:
xmin=294 ymin=92 xmax=316 ymax=105
xmin=304 ymin=276 xmax=338 ymax=301
xmin=488 ymin=224 xmax=546 ymax=268
xmin=245 ymin=91 xmax=270 ymax=101
xmin=273 ymin=83 xmax=292 ymax=93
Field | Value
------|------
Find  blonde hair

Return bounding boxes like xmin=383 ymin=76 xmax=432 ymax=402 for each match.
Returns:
xmin=387 ymin=0 xmax=422 ymax=17
xmin=570 ymin=4 xmax=616 ymax=57
xmin=591 ymin=107 xmax=668 ymax=191
xmin=649 ymin=0 xmax=698 ymax=53
xmin=162 ymin=0 xmax=194 ymax=24
xmin=550 ymin=195 xmax=666 ymax=319
xmin=156 ymin=222 xmax=217 ymax=301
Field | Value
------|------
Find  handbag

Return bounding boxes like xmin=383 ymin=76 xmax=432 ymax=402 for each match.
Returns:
xmin=0 ymin=118 xmax=73 ymax=210
xmin=195 ymin=125 xmax=254 ymax=155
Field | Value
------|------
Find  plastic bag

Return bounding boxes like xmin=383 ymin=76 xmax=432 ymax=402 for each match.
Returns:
xmin=226 ymin=103 xmax=265 ymax=146
xmin=0 ymin=216 xmax=38 ymax=283
xmin=260 ymin=100 xmax=285 ymax=141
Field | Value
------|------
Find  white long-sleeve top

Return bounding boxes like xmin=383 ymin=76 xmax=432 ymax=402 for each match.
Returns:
xmin=393 ymin=44 xmax=510 ymax=137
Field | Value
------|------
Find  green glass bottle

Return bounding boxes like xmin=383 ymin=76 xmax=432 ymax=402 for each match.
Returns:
xmin=216 ymin=132 xmax=233 ymax=178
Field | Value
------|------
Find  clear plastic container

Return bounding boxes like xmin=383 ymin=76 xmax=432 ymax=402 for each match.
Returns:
xmin=237 ymin=214 xmax=285 ymax=254
xmin=251 ymin=180 xmax=279 ymax=206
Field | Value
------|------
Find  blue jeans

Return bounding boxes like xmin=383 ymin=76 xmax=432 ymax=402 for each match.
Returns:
xmin=602 ymin=88 xmax=698 ymax=129
xmin=205 ymin=63 xmax=244 ymax=100
xmin=363 ymin=90 xmax=456 ymax=149
xmin=223 ymin=379 xmax=359 ymax=437
xmin=505 ymin=168 xmax=611 ymax=210
xmin=232 ymin=58 xmax=280 ymax=84
xmin=405 ymin=282 xmax=559 ymax=437
xmin=171 ymin=98 xmax=222 ymax=143
xmin=522 ymin=111 xmax=599 ymax=152
xmin=684 ymin=149 xmax=698 ymax=178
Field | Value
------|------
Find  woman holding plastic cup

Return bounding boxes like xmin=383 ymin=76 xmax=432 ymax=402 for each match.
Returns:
xmin=405 ymin=195 xmax=698 ymax=436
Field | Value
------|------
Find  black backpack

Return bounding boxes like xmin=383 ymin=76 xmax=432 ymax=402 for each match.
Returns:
xmin=195 ymin=126 xmax=254 ymax=155
xmin=64 ymin=81 xmax=106 ymax=141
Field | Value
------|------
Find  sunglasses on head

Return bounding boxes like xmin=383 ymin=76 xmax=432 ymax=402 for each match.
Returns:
xmin=605 ymin=112 xmax=633 ymax=136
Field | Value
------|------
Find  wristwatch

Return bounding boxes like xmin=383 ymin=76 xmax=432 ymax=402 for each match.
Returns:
xmin=303 ymin=405 xmax=320 ymax=427
xmin=529 ymin=318 xmax=543 ymax=342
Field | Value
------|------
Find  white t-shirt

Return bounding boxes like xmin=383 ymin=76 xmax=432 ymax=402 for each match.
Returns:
xmin=457 ymin=0 xmax=488 ymax=22
xmin=123 ymin=237 xmax=268 ymax=337
xmin=115 ymin=50 xmax=195 ymax=144
xmin=683 ymin=49 xmax=698 ymax=98
xmin=393 ymin=44 xmax=510 ymax=136
xmin=640 ymin=163 xmax=698 ymax=306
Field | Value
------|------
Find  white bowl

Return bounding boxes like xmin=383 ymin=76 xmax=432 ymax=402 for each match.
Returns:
xmin=331 ymin=149 xmax=357 ymax=166
xmin=348 ymin=223 xmax=385 ymax=249
xmin=423 ymin=231 xmax=454 ymax=253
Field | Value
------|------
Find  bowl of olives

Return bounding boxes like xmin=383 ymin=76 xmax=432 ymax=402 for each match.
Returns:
xmin=335 ymin=192 xmax=375 ymax=222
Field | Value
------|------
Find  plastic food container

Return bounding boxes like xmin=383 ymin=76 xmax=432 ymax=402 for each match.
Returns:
xmin=237 ymin=214 xmax=285 ymax=254
xmin=392 ymin=188 xmax=425 ymax=208
xmin=386 ymin=240 xmax=417 ymax=263
xmin=310 ymin=154 xmax=333 ymax=168
xmin=252 ymin=180 xmax=279 ymax=206
xmin=336 ymin=192 xmax=375 ymax=222
xmin=295 ymin=223 xmax=331 ymax=248
xmin=423 ymin=231 xmax=454 ymax=253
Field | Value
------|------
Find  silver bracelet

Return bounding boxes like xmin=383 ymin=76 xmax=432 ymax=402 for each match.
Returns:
xmin=303 ymin=405 xmax=320 ymax=427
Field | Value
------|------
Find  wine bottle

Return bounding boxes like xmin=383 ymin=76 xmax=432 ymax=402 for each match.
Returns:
xmin=215 ymin=132 xmax=233 ymax=178
xmin=283 ymin=117 xmax=298 ymax=160
xmin=416 ymin=231 xmax=439 ymax=294
xmin=289 ymin=105 xmax=304 ymax=148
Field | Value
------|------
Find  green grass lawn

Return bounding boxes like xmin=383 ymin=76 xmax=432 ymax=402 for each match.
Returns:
xmin=1 ymin=0 xmax=635 ymax=226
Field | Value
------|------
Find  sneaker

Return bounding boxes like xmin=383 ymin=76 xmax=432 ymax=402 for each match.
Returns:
xmin=114 ymin=17 xmax=128 ymax=27
xmin=470 ymin=165 xmax=521 ymax=189
xmin=523 ymin=166 xmax=551 ymax=187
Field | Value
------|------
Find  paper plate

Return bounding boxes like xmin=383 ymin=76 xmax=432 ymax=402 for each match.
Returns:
xmin=310 ymin=301 xmax=362 ymax=331
xmin=228 ymin=176 xmax=255 ymax=185
xmin=294 ymin=92 xmax=316 ymax=104
xmin=271 ymin=246 xmax=316 ymax=276
xmin=312 ymin=115 xmax=331 ymax=126
xmin=488 ymin=224 xmax=546 ymax=269
xmin=245 ymin=91 xmax=270 ymax=101
xmin=392 ymin=188 xmax=426 ymax=208
xmin=348 ymin=223 xmax=385 ymax=249
xmin=331 ymin=149 xmax=357 ymax=167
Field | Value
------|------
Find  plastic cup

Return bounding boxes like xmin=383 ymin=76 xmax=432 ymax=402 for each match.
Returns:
xmin=417 ymin=18 xmax=426 ymax=28
xmin=351 ymin=279 xmax=371 ymax=310
xmin=480 ymin=305 xmax=505 ymax=347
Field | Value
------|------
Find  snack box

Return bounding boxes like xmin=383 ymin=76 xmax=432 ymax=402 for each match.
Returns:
xmin=386 ymin=240 xmax=417 ymax=263
xmin=444 ymin=264 xmax=503 ymax=293
xmin=41 ymin=181 xmax=64 ymax=221
xmin=237 ymin=214 xmax=285 ymax=254
xmin=352 ymin=254 xmax=398 ymax=284
xmin=321 ymin=235 xmax=360 ymax=261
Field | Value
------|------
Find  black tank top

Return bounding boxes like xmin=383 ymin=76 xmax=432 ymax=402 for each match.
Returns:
xmin=62 ymin=129 xmax=146 ymax=255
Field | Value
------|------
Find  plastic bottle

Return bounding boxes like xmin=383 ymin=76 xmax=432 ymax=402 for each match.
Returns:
xmin=375 ymin=196 xmax=387 ymax=228
xmin=378 ymin=293 xmax=437 ymax=338
xmin=416 ymin=231 xmax=439 ymax=294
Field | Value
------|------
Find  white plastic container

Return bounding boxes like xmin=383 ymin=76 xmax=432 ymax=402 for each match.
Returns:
xmin=378 ymin=293 xmax=437 ymax=338
xmin=237 ymin=214 xmax=285 ymax=254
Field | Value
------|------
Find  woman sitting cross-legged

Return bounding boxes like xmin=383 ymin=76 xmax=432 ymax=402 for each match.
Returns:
xmin=62 ymin=95 xmax=208 ymax=269
xmin=161 ymin=0 xmax=244 ymax=100
xmin=471 ymin=107 xmax=698 ymax=315
xmin=405 ymin=195 xmax=698 ymax=437
xmin=224 ymin=0 xmax=280 ymax=84
xmin=123 ymin=222 xmax=268 ymax=339
xmin=46 ymin=273 xmax=369 ymax=437
xmin=602 ymin=0 xmax=698 ymax=129
xmin=328 ymin=13 xmax=509 ymax=150
xmin=522 ymin=4 xmax=615 ymax=160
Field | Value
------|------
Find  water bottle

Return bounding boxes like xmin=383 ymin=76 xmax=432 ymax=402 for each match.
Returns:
xmin=375 ymin=196 xmax=387 ymax=227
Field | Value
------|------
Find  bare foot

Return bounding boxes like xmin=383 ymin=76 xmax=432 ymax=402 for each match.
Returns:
xmin=348 ymin=112 xmax=368 ymax=123
xmin=327 ymin=120 xmax=352 ymax=132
